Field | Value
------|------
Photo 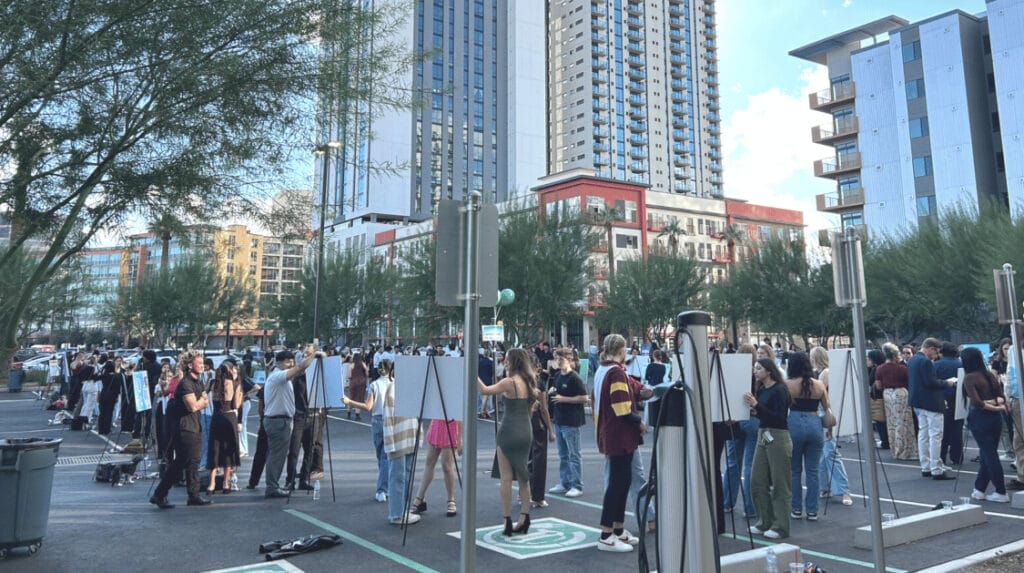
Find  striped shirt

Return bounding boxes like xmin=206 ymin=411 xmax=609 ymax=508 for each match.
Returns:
xmin=381 ymin=377 xmax=418 ymax=459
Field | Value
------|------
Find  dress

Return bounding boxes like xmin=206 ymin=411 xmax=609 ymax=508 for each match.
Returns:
xmin=494 ymin=383 xmax=532 ymax=481
xmin=348 ymin=364 xmax=367 ymax=402
xmin=426 ymin=419 xmax=460 ymax=449
xmin=206 ymin=400 xmax=240 ymax=469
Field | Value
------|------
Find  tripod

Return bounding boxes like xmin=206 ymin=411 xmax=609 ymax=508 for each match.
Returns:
xmin=288 ymin=356 xmax=337 ymax=503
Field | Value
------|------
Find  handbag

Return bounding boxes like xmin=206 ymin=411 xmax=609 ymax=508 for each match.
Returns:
xmin=821 ymin=408 xmax=837 ymax=429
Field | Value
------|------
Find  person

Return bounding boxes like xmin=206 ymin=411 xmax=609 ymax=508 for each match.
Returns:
xmin=66 ymin=352 xmax=87 ymax=414
xmin=809 ymin=347 xmax=853 ymax=507
xmin=343 ymin=369 xmax=389 ymax=502
xmin=785 ymin=351 xmax=829 ymax=521
xmin=263 ymin=348 xmax=321 ymax=498
xmin=876 ymin=343 xmax=917 ymax=460
xmin=866 ymin=349 xmax=890 ymax=450
xmin=286 ymin=348 xmax=312 ymax=491
xmin=150 ymin=352 xmax=213 ymax=509
xmin=411 ymin=418 xmax=462 ymax=518
xmin=527 ymin=352 xmax=556 ymax=508
xmin=153 ymin=363 xmax=173 ymax=458
xmin=135 ymin=350 xmax=161 ymax=444
xmin=723 ymin=343 xmax=758 ymax=518
xmin=97 ymin=357 xmax=129 ymax=435
xmin=592 ymin=334 xmax=644 ymax=552
xmin=962 ymin=347 xmax=1010 ymax=502
xmin=935 ymin=342 xmax=964 ymax=466
xmin=380 ymin=359 xmax=421 ymax=525
xmin=549 ymin=348 xmax=588 ymax=499
xmin=346 ymin=353 xmax=368 ymax=421
xmin=746 ymin=357 xmax=792 ymax=539
xmin=245 ymin=381 xmax=269 ymax=490
xmin=1003 ymin=342 xmax=1024 ymax=491
xmin=478 ymin=349 xmax=496 ymax=418
xmin=198 ymin=358 xmax=215 ymax=468
xmin=477 ymin=348 xmax=540 ymax=537
xmin=206 ymin=361 xmax=242 ymax=494
xmin=79 ymin=360 xmax=101 ymax=427
xmin=908 ymin=338 xmax=956 ymax=480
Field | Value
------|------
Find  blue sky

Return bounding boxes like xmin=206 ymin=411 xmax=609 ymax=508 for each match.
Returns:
xmin=716 ymin=0 xmax=986 ymax=232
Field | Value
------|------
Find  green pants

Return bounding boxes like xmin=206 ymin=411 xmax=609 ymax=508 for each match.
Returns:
xmin=751 ymin=428 xmax=793 ymax=537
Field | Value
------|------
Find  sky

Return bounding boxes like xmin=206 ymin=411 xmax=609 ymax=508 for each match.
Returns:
xmin=716 ymin=0 xmax=986 ymax=233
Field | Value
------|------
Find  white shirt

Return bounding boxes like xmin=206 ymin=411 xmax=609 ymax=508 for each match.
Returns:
xmin=263 ymin=369 xmax=295 ymax=418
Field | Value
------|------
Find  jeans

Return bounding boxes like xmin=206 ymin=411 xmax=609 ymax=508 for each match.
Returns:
xmin=387 ymin=453 xmax=414 ymax=521
xmin=199 ymin=411 xmax=212 ymax=468
xmin=555 ymin=424 xmax=583 ymax=490
xmin=371 ymin=415 xmax=389 ymax=494
xmin=819 ymin=434 xmax=849 ymax=495
xmin=968 ymin=409 xmax=1006 ymax=494
xmin=723 ymin=418 xmax=758 ymax=516
xmin=751 ymin=428 xmax=792 ymax=537
xmin=788 ymin=412 xmax=823 ymax=515
xmin=264 ymin=417 xmax=293 ymax=492
xmin=915 ymin=408 xmax=945 ymax=474
xmin=239 ymin=400 xmax=251 ymax=456
xmin=603 ymin=449 xmax=655 ymax=529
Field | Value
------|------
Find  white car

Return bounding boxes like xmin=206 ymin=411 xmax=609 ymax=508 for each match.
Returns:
xmin=22 ymin=354 xmax=54 ymax=372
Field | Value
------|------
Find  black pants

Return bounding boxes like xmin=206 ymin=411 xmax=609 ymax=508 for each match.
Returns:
xmin=601 ymin=453 xmax=633 ymax=528
xmin=286 ymin=414 xmax=308 ymax=484
xmin=713 ymin=422 xmax=734 ymax=534
xmin=942 ymin=404 xmax=964 ymax=464
xmin=300 ymin=411 xmax=324 ymax=477
xmin=98 ymin=398 xmax=116 ymax=435
xmin=155 ymin=408 xmax=168 ymax=459
xmin=248 ymin=420 xmax=269 ymax=488
xmin=67 ymin=380 xmax=83 ymax=413
xmin=528 ymin=416 xmax=548 ymax=502
xmin=132 ymin=409 xmax=152 ymax=441
xmin=874 ymin=420 xmax=890 ymax=448
xmin=154 ymin=431 xmax=202 ymax=500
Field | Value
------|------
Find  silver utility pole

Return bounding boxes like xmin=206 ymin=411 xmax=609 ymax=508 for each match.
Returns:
xmin=459 ymin=191 xmax=481 ymax=573
xmin=832 ymin=227 xmax=885 ymax=573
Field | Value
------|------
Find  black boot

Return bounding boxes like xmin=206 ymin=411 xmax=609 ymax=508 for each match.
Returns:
xmin=502 ymin=516 xmax=513 ymax=537
xmin=512 ymin=512 xmax=531 ymax=534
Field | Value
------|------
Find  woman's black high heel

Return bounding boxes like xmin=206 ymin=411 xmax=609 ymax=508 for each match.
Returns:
xmin=512 ymin=512 xmax=531 ymax=534
xmin=411 ymin=498 xmax=426 ymax=514
xmin=502 ymin=516 xmax=514 ymax=537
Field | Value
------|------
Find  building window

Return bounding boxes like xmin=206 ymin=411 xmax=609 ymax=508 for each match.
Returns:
xmin=987 ymin=72 xmax=996 ymax=93
xmin=901 ymin=40 xmax=920 ymax=63
xmin=916 ymin=195 xmax=936 ymax=218
xmin=905 ymin=79 xmax=925 ymax=100
xmin=997 ymin=151 xmax=1005 ymax=173
xmin=992 ymin=111 xmax=1000 ymax=133
xmin=226 ymin=263 xmax=235 ymax=274
xmin=912 ymin=155 xmax=933 ymax=178
xmin=615 ymin=234 xmax=639 ymax=249
xmin=909 ymin=117 xmax=929 ymax=139
xmin=841 ymin=212 xmax=863 ymax=228
xmin=983 ymin=34 xmax=991 ymax=55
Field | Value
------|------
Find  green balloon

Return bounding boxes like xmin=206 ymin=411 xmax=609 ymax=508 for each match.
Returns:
xmin=500 ymin=288 xmax=515 ymax=306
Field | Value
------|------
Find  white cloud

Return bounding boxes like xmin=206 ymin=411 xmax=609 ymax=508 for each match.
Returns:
xmin=842 ymin=0 xmax=854 ymax=8
xmin=721 ymin=65 xmax=838 ymax=234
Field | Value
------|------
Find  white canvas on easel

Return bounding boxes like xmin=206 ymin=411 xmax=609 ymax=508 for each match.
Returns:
xmin=394 ymin=355 xmax=466 ymax=421
xmin=827 ymin=348 xmax=863 ymax=437
xmin=710 ymin=353 xmax=753 ymax=422
xmin=132 ymin=371 xmax=151 ymax=412
xmin=954 ymin=368 xmax=968 ymax=421
xmin=305 ymin=356 xmax=345 ymax=408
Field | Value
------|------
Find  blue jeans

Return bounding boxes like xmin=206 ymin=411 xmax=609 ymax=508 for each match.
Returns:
xmin=789 ymin=412 xmax=824 ymax=514
xmin=723 ymin=418 xmax=758 ymax=516
xmin=200 ymin=412 xmax=212 ymax=468
xmin=387 ymin=453 xmax=414 ymax=521
xmin=371 ymin=415 xmax=389 ymax=494
xmin=555 ymin=424 xmax=583 ymax=490
xmin=968 ymin=409 xmax=1006 ymax=494
xmin=603 ymin=450 xmax=655 ymax=529
xmin=819 ymin=434 xmax=849 ymax=495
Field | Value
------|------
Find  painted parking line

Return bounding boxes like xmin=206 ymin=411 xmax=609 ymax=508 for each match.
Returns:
xmin=918 ymin=538 xmax=1024 ymax=573
xmin=202 ymin=559 xmax=304 ymax=573
xmin=326 ymin=414 xmax=371 ymax=428
xmin=447 ymin=517 xmax=600 ymax=559
xmin=844 ymin=492 xmax=1024 ymax=522
xmin=720 ymin=532 xmax=908 ymax=573
xmin=284 ymin=509 xmax=439 ymax=573
xmin=840 ymin=455 xmax=980 ymax=476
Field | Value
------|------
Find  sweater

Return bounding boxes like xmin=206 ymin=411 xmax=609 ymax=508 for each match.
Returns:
xmin=381 ymin=377 xmax=418 ymax=459
xmin=595 ymin=362 xmax=642 ymax=457
xmin=907 ymin=352 xmax=946 ymax=413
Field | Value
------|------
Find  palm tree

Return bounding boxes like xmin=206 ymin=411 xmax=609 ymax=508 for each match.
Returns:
xmin=147 ymin=212 xmax=188 ymax=271
xmin=657 ymin=220 xmax=688 ymax=257
xmin=722 ymin=223 xmax=746 ymax=264
xmin=590 ymin=205 xmax=622 ymax=282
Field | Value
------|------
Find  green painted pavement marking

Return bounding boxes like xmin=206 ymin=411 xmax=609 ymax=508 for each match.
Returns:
xmin=284 ymin=509 xmax=439 ymax=573
xmin=203 ymin=560 xmax=303 ymax=573
xmin=446 ymin=517 xmax=601 ymax=560
xmin=721 ymin=533 xmax=908 ymax=573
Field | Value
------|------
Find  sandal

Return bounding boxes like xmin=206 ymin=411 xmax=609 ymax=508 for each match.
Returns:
xmin=411 ymin=497 xmax=426 ymax=514
xmin=446 ymin=500 xmax=457 ymax=517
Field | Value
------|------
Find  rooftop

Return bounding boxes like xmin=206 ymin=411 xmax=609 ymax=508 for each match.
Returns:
xmin=789 ymin=15 xmax=909 ymax=64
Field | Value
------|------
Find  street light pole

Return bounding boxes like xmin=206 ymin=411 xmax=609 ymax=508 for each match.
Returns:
xmin=313 ymin=142 xmax=341 ymax=345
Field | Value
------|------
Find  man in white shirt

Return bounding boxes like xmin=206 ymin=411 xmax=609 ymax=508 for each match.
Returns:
xmin=263 ymin=348 xmax=321 ymax=498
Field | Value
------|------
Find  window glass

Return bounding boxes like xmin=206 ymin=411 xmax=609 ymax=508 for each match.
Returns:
xmin=912 ymin=155 xmax=932 ymax=177
xmin=902 ymin=40 xmax=920 ymax=63
xmin=909 ymin=117 xmax=929 ymax=139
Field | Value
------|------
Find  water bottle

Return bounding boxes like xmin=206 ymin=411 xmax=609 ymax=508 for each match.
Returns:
xmin=230 ymin=474 xmax=239 ymax=491
xmin=765 ymin=547 xmax=778 ymax=573
xmin=312 ymin=480 xmax=321 ymax=501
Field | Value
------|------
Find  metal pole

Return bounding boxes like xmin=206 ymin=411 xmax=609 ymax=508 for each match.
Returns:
xmin=312 ymin=147 xmax=330 ymax=344
xmin=1002 ymin=265 xmax=1024 ymax=444
xmin=846 ymin=228 xmax=886 ymax=573
xmin=460 ymin=191 xmax=481 ymax=573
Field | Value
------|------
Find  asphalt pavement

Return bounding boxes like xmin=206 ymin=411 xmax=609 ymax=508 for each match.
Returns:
xmin=0 ymin=391 xmax=1021 ymax=573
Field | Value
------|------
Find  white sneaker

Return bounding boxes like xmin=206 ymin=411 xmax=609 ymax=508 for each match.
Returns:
xmin=748 ymin=525 xmax=765 ymax=535
xmin=565 ymin=487 xmax=583 ymax=498
xmin=985 ymin=492 xmax=1010 ymax=503
xmin=764 ymin=529 xmax=783 ymax=539
xmin=531 ymin=499 xmax=549 ymax=508
xmin=971 ymin=489 xmax=987 ymax=500
xmin=389 ymin=512 xmax=421 ymax=525
xmin=549 ymin=484 xmax=567 ymax=494
xmin=375 ymin=491 xmax=387 ymax=503
xmin=618 ymin=529 xmax=640 ymax=546
xmin=597 ymin=536 xmax=634 ymax=553
xmin=1000 ymin=452 xmax=1014 ymax=462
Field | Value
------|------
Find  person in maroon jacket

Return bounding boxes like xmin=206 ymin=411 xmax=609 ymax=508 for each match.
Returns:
xmin=593 ymin=334 xmax=645 ymax=553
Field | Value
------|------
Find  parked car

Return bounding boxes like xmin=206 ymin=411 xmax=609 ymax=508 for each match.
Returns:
xmin=21 ymin=354 xmax=54 ymax=372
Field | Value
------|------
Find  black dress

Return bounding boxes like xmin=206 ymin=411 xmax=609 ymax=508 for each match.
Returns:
xmin=206 ymin=400 xmax=240 ymax=469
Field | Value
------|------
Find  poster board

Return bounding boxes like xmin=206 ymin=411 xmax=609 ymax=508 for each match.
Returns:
xmin=394 ymin=355 xmax=466 ymax=420
xmin=482 ymin=325 xmax=504 ymax=342
xmin=626 ymin=355 xmax=650 ymax=380
xmin=133 ymin=371 xmax=151 ymax=412
xmin=827 ymin=349 xmax=864 ymax=437
xmin=710 ymin=353 xmax=753 ymax=422
xmin=954 ymin=367 xmax=968 ymax=421
xmin=305 ymin=356 xmax=346 ymax=408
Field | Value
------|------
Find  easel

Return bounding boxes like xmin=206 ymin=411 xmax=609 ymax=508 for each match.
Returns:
xmin=401 ymin=353 xmax=463 ymax=546
xmin=288 ymin=355 xmax=337 ymax=504
xmin=821 ymin=349 xmax=899 ymax=518
xmin=709 ymin=349 xmax=755 ymax=550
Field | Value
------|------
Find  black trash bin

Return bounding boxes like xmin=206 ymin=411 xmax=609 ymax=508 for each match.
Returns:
xmin=0 ymin=438 xmax=62 ymax=559
xmin=7 ymin=369 xmax=24 ymax=393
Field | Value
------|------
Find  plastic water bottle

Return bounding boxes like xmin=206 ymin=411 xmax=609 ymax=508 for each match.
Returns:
xmin=765 ymin=547 xmax=778 ymax=573
xmin=230 ymin=474 xmax=239 ymax=491
xmin=312 ymin=480 xmax=321 ymax=501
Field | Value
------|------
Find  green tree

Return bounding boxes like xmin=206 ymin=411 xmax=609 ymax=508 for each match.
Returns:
xmin=589 ymin=205 xmax=622 ymax=282
xmin=392 ymin=238 xmax=462 ymax=346
xmin=656 ymin=220 xmax=688 ymax=257
xmin=274 ymin=250 xmax=363 ymax=346
xmin=210 ymin=271 xmax=257 ymax=352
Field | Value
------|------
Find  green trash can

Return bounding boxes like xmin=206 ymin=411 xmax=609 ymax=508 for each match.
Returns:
xmin=7 ymin=369 xmax=24 ymax=393
xmin=0 ymin=438 xmax=61 ymax=559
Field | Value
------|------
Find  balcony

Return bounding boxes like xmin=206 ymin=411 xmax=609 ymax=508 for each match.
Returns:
xmin=629 ymin=108 xmax=647 ymax=120
xmin=630 ymin=161 xmax=648 ymax=173
xmin=705 ymin=28 xmax=717 ymax=39
xmin=592 ymin=5 xmax=606 ymax=16
xmin=628 ymin=68 xmax=646 ymax=81
xmin=674 ymin=181 xmax=695 ymax=193
xmin=709 ymin=174 xmax=723 ymax=185
xmin=592 ymin=100 xmax=608 ymax=111
xmin=707 ymin=73 xmax=719 ymax=86
xmin=628 ymin=81 xmax=646 ymax=93
xmin=592 ymin=86 xmax=609 ymax=97
xmin=593 ymin=44 xmax=608 ymax=57
xmin=673 ymin=167 xmax=688 ymax=178
xmin=592 ymin=113 xmax=608 ymax=125
xmin=629 ymin=94 xmax=646 ymax=105
xmin=809 ymin=82 xmax=856 ymax=111
xmin=591 ymin=32 xmax=607 ymax=44
xmin=672 ymin=116 xmax=687 ymax=129
xmin=709 ymin=161 xmax=723 ymax=172
xmin=593 ymin=127 xmax=610 ymax=138
xmin=626 ymin=2 xmax=643 ymax=15
xmin=629 ymin=135 xmax=648 ymax=146
xmin=626 ymin=29 xmax=644 ymax=42
xmin=672 ymin=103 xmax=686 ymax=114
xmin=671 ymin=79 xmax=685 ymax=90
xmin=627 ymin=17 xmax=644 ymax=28
xmin=592 ymin=72 xmax=607 ymax=84
xmin=674 ymin=155 xmax=692 ymax=168
xmin=707 ymin=99 xmax=720 ymax=110
xmin=669 ymin=4 xmax=684 ymax=16
xmin=818 ymin=225 xmax=867 ymax=247
xmin=705 ymin=3 xmax=716 ymax=14
xmin=815 ymin=188 xmax=865 ymax=212
xmin=670 ymin=41 xmax=684 ymax=54
xmin=671 ymin=66 xmax=685 ymax=79
xmin=669 ymin=17 xmax=685 ymax=27
xmin=630 ymin=149 xmax=648 ymax=160
xmin=594 ymin=155 xmax=610 ymax=166
xmin=592 ymin=18 xmax=606 ymax=30
xmin=811 ymin=117 xmax=859 ymax=145
xmin=814 ymin=152 xmax=862 ymax=178
xmin=594 ymin=142 xmax=610 ymax=152
xmin=705 ymin=50 xmax=718 ymax=61
xmin=627 ymin=41 xmax=644 ymax=54
xmin=592 ymin=59 xmax=608 ymax=70
xmin=708 ymin=123 xmax=720 ymax=135
xmin=670 ymin=29 xmax=684 ymax=41
xmin=628 ymin=55 xmax=644 ymax=67
xmin=629 ymin=121 xmax=646 ymax=132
